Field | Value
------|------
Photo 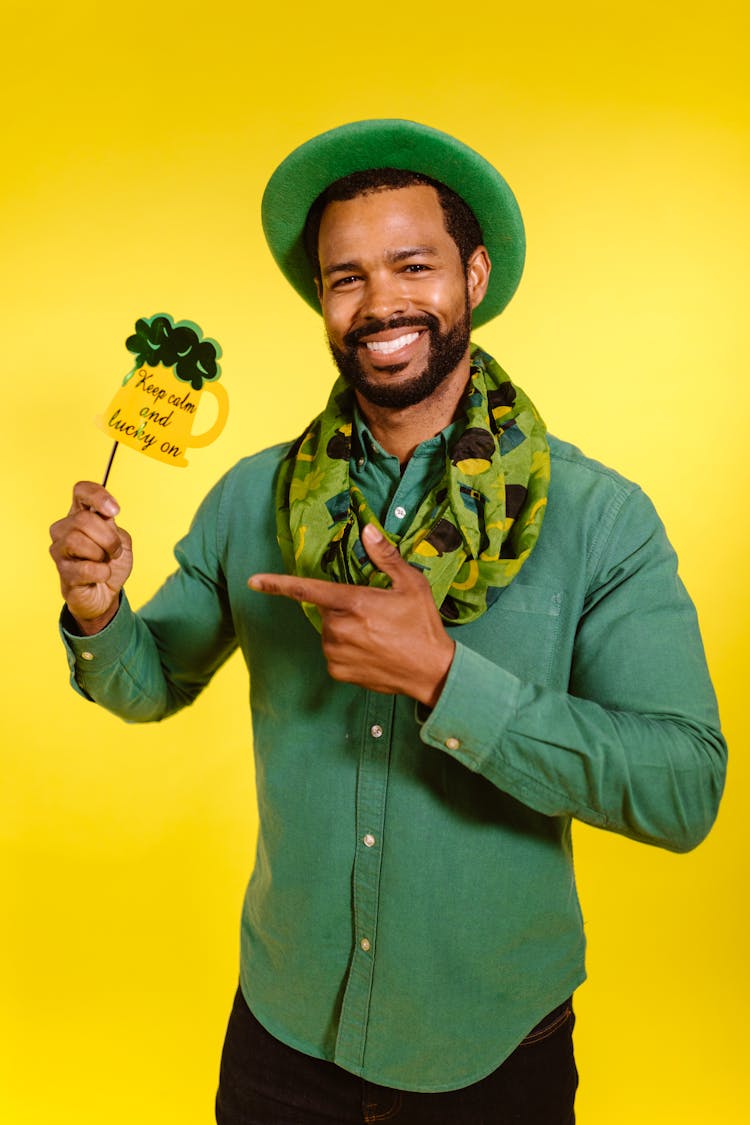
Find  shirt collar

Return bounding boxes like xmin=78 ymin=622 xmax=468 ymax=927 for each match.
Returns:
xmin=352 ymin=404 xmax=462 ymax=471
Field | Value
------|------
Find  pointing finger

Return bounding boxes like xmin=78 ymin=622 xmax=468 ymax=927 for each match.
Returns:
xmin=249 ymin=573 xmax=364 ymax=610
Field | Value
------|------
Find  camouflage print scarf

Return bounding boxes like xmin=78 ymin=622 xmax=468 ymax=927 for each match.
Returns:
xmin=275 ymin=345 xmax=550 ymax=631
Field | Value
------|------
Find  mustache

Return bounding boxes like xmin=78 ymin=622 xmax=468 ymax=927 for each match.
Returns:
xmin=343 ymin=314 xmax=439 ymax=349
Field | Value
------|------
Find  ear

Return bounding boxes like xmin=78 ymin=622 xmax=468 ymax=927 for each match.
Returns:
xmin=314 ymin=276 xmax=323 ymax=305
xmin=466 ymin=246 xmax=491 ymax=312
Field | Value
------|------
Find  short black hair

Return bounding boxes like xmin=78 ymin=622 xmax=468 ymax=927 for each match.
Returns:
xmin=302 ymin=167 xmax=485 ymax=280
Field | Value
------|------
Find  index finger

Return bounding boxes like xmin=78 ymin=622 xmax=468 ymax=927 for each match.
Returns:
xmin=248 ymin=573 xmax=363 ymax=610
xmin=70 ymin=481 xmax=120 ymax=518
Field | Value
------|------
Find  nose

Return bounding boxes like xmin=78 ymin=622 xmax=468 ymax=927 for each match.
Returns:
xmin=361 ymin=269 xmax=408 ymax=322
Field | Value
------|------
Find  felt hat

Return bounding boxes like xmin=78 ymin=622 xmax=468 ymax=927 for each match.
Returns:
xmin=261 ymin=119 xmax=525 ymax=327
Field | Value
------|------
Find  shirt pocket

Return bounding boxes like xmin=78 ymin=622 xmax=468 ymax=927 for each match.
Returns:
xmin=459 ymin=582 xmax=565 ymax=688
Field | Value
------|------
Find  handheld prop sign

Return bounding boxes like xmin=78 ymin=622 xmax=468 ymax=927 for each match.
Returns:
xmin=97 ymin=314 xmax=227 ymax=485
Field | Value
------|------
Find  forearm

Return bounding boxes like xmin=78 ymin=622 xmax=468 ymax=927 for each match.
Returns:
xmin=420 ymin=642 xmax=726 ymax=852
xmin=416 ymin=472 xmax=728 ymax=852
xmin=60 ymin=470 xmax=238 ymax=723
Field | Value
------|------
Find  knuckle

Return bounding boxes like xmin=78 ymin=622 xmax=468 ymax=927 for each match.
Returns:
xmin=72 ymin=529 xmax=101 ymax=562
xmin=321 ymin=617 xmax=343 ymax=646
xmin=326 ymin=661 xmax=348 ymax=683
xmin=72 ymin=479 xmax=98 ymax=501
xmin=347 ymin=589 xmax=367 ymax=615
xmin=61 ymin=559 xmax=92 ymax=584
xmin=320 ymin=618 xmax=334 ymax=644
xmin=68 ymin=510 xmax=91 ymax=535
xmin=91 ymin=562 xmax=112 ymax=584
xmin=73 ymin=561 xmax=96 ymax=584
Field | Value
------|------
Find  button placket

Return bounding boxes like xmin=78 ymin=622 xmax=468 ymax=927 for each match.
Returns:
xmin=334 ymin=693 xmax=396 ymax=1071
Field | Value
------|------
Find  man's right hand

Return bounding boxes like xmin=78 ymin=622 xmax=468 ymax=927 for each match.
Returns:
xmin=49 ymin=481 xmax=133 ymax=635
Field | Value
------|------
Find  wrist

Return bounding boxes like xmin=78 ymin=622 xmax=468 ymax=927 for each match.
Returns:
xmin=417 ymin=639 xmax=456 ymax=709
xmin=67 ymin=600 xmax=119 ymax=637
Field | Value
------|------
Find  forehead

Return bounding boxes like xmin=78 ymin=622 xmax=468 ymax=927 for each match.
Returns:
xmin=317 ymin=183 xmax=453 ymax=261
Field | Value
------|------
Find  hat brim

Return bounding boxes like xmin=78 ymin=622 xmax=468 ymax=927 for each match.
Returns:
xmin=261 ymin=119 xmax=525 ymax=328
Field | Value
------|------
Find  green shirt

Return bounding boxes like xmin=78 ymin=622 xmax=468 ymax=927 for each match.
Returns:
xmin=60 ymin=432 xmax=726 ymax=1093
xmin=350 ymin=405 xmax=462 ymax=535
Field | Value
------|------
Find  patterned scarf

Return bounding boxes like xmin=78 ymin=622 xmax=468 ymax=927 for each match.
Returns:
xmin=275 ymin=344 xmax=550 ymax=631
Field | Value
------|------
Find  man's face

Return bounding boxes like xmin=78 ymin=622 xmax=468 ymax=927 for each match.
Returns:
xmin=316 ymin=184 xmax=488 ymax=409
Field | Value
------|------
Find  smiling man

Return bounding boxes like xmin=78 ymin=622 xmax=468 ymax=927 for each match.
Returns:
xmin=50 ymin=120 xmax=726 ymax=1125
xmin=313 ymin=175 xmax=484 ymax=418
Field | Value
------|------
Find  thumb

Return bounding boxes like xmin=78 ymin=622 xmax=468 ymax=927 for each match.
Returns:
xmin=361 ymin=523 xmax=414 ymax=588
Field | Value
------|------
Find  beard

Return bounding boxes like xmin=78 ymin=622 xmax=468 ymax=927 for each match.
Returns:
xmin=326 ymin=297 xmax=472 ymax=409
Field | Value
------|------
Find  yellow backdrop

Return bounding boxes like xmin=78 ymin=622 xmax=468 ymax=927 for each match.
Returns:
xmin=3 ymin=2 xmax=748 ymax=1121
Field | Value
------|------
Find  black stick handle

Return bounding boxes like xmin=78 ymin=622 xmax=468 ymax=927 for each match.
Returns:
xmin=102 ymin=441 xmax=119 ymax=488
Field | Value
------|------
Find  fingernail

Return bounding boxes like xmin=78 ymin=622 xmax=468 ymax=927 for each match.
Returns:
xmin=363 ymin=524 xmax=383 ymax=543
xmin=102 ymin=500 xmax=119 ymax=517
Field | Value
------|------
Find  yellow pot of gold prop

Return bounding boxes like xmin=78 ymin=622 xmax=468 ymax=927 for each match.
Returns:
xmin=97 ymin=363 xmax=229 ymax=467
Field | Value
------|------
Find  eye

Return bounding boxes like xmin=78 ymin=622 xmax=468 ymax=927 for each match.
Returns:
xmin=402 ymin=263 xmax=430 ymax=274
xmin=330 ymin=274 xmax=361 ymax=289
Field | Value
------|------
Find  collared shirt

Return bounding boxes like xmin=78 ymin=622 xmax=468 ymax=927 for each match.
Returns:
xmin=350 ymin=406 xmax=462 ymax=536
xmin=60 ymin=430 xmax=726 ymax=1092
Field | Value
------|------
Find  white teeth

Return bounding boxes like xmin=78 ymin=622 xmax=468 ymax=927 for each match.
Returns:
xmin=365 ymin=332 xmax=419 ymax=355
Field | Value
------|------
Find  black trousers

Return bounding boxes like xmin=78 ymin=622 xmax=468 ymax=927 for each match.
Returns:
xmin=216 ymin=988 xmax=577 ymax=1124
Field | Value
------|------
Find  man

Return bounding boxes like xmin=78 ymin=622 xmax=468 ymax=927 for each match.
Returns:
xmin=49 ymin=120 xmax=726 ymax=1124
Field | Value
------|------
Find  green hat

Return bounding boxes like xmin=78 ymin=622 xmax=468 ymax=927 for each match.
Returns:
xmin=261 ymin=119 xmax=525 ymax=327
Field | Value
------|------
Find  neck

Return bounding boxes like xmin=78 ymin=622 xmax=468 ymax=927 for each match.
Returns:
xmin=354 ymin=361 xmax=471 ymax=466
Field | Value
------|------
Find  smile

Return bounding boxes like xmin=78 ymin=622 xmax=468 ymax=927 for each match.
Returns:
xmin=364 ymin=332 xmax=421 ymax=356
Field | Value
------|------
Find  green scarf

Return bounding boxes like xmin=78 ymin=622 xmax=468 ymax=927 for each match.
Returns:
xmin=275 ymin=344 xmax=550 ymax=630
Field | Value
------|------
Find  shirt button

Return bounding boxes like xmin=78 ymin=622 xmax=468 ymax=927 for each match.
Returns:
xmin=370 ymin=724 xmax=383 ymax=739
xmin=445 ymin=737 xmax=461 ymax=751
xmin=394 ymin=505 xmax=407 ymax=520
xmin=363 ymin=833 xmax=376 ymax=848
xmin=360 ymin=938 xmax=371 ymax=952
xmin=357 ymin=457 xmax=365 ymax=469
xmin=80 ymin=651 xmax=95 ymax=662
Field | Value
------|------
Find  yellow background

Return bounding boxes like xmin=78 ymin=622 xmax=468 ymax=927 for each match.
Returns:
xmin=3 ymin=2 xmax=748 ymax=1121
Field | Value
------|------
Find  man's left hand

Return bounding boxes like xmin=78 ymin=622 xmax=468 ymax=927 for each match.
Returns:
xmin=248 ymin=524 xmax=455 ymax=707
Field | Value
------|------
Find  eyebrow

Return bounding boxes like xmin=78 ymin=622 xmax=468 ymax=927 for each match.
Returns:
xmin=388 ymin=246 xmax=439 ymax=262
xmin=322 ymin=246 xmax=440 ymax=278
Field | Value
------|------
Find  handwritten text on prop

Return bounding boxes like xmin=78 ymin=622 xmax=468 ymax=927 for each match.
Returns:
xmin=97 ymin=363 xmax=228 ymax=467
xmin=97 ymin=313 xmax=228 ymax=469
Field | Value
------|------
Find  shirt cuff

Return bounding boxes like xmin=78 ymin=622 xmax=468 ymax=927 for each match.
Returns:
xmin=58 ymin=593 xmax=134 ymax=697
xmin=418 ymin=640 xmax=522 ymax=773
